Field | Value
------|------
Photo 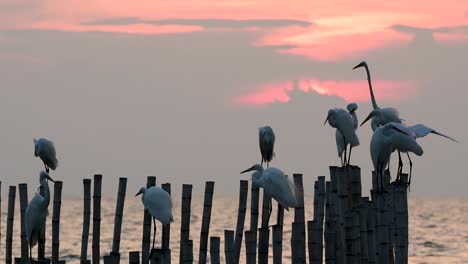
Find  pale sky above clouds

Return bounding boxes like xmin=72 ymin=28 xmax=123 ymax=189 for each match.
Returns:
xmin=0 ymin=0 xmax=467 ymax=198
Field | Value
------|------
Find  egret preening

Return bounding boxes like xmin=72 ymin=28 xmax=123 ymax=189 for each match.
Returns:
xmin=335 ymin=103 xmax=359 ymax=166
xmin=353 ymin=61 xmax=403 ymax=130
xmin=259 ymin=126 xmax=275 ymax=168
xmin=325 ymin=108 xmax=360 ymax=166
xmin=34 ymin=138 xmax=58 ymax=173
xmin=136 ymin=186 xmax=174 ymax=255
xmin=240 ymin=164 xmax=297 ymax=227
xmin=25 ymin=171 xmax=54 ymax=262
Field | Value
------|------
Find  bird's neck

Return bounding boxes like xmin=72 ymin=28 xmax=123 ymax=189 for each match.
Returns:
xmin=39 ymin=180 xmax=51 ymax=208
xmin=364 ymin=66 xmax=379 ymax=110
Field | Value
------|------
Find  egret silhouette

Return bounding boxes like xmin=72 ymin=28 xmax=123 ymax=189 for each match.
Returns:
xmin=335 ymin=103 xmax=359 ymax=166
xmin=34 ymin=138 xmax=58 ymax=173
xmin=259 ymin=126 xmax=275 ymax=168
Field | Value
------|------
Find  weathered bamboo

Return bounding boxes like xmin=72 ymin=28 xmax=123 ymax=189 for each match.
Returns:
xmin=52 ymin=181 xmax=64 ymax=263
xmin=92 ymin=174 xmax=103 ymax=264
xmin=198 ymin=181 xmax=215 ymax=264
xmin=258 ymin=189 xmax=271 ymax=264
xmin=394 ymin=174 xmax=408 ymax=264
xmin=367 ymin=197 xmax=377 ymax=264
xmin=224 ymin=230 xmax=235 ymax=264
xmin=38 ymin=182 xmax=46 ymax=260
xmin=142 ymin=176 xmax=156 ymax=264
xmin=233 ymin=180 xmax=248 ymax=264
xmin=179 ymin=184 xmax=193 ymax=264
xmin=375 ymin=188 xmax=389 ymax=264
xmin=348 ymin=166 xmax=362 ymax=208
xmin=310 ymin=176 xmax=326 ymax=264
xmin=291 ymin=222 xmax=306 ymax=264
xmin=182 ymin=240 xmax=193 ymax=264
xmin=161 ymin=183 xmax=171 ymax=263
xmin=344 ymin=210 xmax=361 ymax=264
xmin=81 ymin=179 xmax=92 ymax=264
xmin=244 ymin=231 xmax=256 ymax=264
xmin=324 ymin=181 xmax=336 ymax=264
xmin=18 ymin=183 xmax=29 ymax=261
xmin=129 ymin=252 xmax=140 ymax=264
xmin=333 ymin=166 xmax=348 ymax=264
xmin=307 ymin=220 xmax=316 ymax=264
xmin=276 ymin=175 xmax=286 ymax=226
xmin=272 ymin=225 xmax=282 ymax=264
xmin=248 ymin=184 xmax=259 ymax=261
xmin=359 ymin=198 xmax=369 ymax=264
xmin=209 ymin=237 xmax=220 ymax=264
xmin=293 ymin=173 xmax=306 ymax=263
xmin=110 ymin=177 xmax=127 ymax=263
xmin=103 ymin=255 xmax=112 ymax=264
xmin=150 ymin=249 xmax=163 ymax=264
xmin=6 ymin=186 xmax=16 ymax=264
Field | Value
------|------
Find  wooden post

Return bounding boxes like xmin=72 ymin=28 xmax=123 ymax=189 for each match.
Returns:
xmin=142 ymin=176 xmax=156 ymax=264
xmin=179 ymin=184 xmax=192 ymax=264
xmin=333 ymin=166 xmax=348 ymax=264
xmin=209 ymin=237 xmax=220 ymax=264
xmin=224 ymin=231 xmax=235 ymax=264
xmin=272 ymin=225 xmax=282 ymax=264
xmin=182 ymin=240 xmax=193 ymax=264
xmin=348 ymin=166 xmax=362 ymax=208
xmin=6 ymin=186 xmax=16 ymax=264
xmin=109 ymin=177 xmax=127 ymax=264
xmin=92 ymin=174 xmax=103 ymax=264
xmin=359 ymin=198 xmax=369 ymax=264
xmin=233 ymin=180 xmax=248 ymax=264
xmin=244 ymin=231 xmax=256 ymax=264
xmin=18 ymin=183 xmax=28 ymax=261
xmin=161 ymin=183 xmax=171 ymax=263
xmin=394 ymin=174 xmax=408 ymax=264
xmin=248 ymin=184 xmax=259 ymax=261
xmin=258 ymin=189 xmax=271 ymax=264
xmin=52 ymin=181 xmax=63 ymax=263
xmin=81 ymin=179 xmax=92 ymax=264
xmin=324 ymin=181 xmax=336 ymax=264
xmin=150 ymin=249 xmax=163 ymax=264
xmin=367 ymin=198 xmax=377 ymax=264
xmin=291 ymin=222 xmax=306 ymax=264
xmin=129 ymin=252 xmax=140 ymax=264
xmin=373 ymin=172 xmax=390 ymax=264
xmin=310 ymin=176 xmax=326 ymax=264
xmin=198 ymin=181 xmax=215 ymax=264
xmin=293 ymin=174 xmax=306 ymax=263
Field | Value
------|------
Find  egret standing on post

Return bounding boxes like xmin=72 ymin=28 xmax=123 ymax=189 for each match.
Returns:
xmin=136 ymin=186 xmax=174 ymax=256
xmin=34 ymin=138 xmax=58 ymax=173
xmin=335 ymin=103 xmax=359 ymax=166
xmin=25 ymin=171 xmax=55 ymax=262
xmin=325 ymin=108 xmax=360 ymax=166
xmin=240 ymin=164 xmax=296 ymax=226
xmin=259 ymin=126 xmax=275 ymax=168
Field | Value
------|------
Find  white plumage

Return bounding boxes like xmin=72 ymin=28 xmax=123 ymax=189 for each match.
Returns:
xmin=336 ymin=103 xmax=359 ymax=165
xmin=34 ymin=138 xmax=58 ymax=173
xmin=259 ymin=126 xmax=275 ymax=168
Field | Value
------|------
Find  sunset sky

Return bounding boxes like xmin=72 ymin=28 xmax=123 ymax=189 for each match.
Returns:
xmin=0 ymin=1 xmax=467 ymax=197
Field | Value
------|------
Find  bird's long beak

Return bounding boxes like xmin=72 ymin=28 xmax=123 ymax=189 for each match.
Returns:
xmin=323 ymin=114 xmax=330 ymax=126
xmin=46 ymin=175 xmax=55 ymax=183
xmin=240 ymin=165 xmax=256 ymax=174
xmin=135 ymin=190 xmax=143 ymax=197
xmin=360 ymin=112 xmax=374 ymax=127
xmin=390 ymin=125 xmax=410 ymax=136
xmin=352 ymin=61 xmax=366 ymax=70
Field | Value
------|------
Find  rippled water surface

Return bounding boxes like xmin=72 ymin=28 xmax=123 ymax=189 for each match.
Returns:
xmin=1 ymin=196 xmax=467 ymax=263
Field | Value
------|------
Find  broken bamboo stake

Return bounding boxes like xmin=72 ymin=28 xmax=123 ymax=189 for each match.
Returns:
xmin=233 ymin=180 xmax=248 ymax=264
xmin=180 ymin=184 xmax=193 ymax=264
xmin=199 ymin=181 xmax=215 ymax=264
xmin=81 ymin=179 xmax=92 ymax=264
xmin=92 ymin=174 xmax=103 ymax=264
xmin=52 ymin=181 xmax=64 ymax=263
xmin=110 ymin=177 xmax=127 ymax=264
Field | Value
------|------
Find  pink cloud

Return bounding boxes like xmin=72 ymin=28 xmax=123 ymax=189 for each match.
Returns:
xmin=433 ymin=31 xmax=468 ymax=44
xmin=235 ymin=79 xmax=419 ymax=106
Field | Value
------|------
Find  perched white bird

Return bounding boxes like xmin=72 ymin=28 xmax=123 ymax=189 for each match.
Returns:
xmin=325 ymin=108 xmax=360 ymax=166
xmin=259 ymin=126 xmax=275 ymax=168
xmin=25 ymin=171 xmax=54 ymax=262
xmin=353 ymin=61 xmax=403 ymax=130
xmin=336 ymin=103 xmax=359 ymax=166
xmin=34 ymin=138 xmax=58 ymax=173
xmin=240 ymin=164 xmax=297 ymax=227
xmin=136 ymin=186 xmax=174 ymax=253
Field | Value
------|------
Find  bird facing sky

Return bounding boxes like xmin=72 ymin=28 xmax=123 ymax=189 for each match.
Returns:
xmin=25 ymin=171 xmax=55 ymax=262
xmin=34 ymin=138 xmax=58 ymax=173
xmin=259 ymin=126 xmax=275 ymax=168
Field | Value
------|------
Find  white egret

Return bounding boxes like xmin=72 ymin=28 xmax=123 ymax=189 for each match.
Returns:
xmin=136 ymin=186 xmax=174 ymax=254
xmin=336 ymin=103 xmax=359 ymax=166
xmin=325 ymin=108 xmax=360 ymax=166
xmin=25 ymin=171 xmax=54 ymax=262
xmin=240 ymin=164 xmax=297 ymax=227
xmin=34 ymin=138 xmax=58 ymax=173
xmin=259 ymin=126 xmax=275 ymax=168
xmin=353 ymin=61 xmax=403 ymax=130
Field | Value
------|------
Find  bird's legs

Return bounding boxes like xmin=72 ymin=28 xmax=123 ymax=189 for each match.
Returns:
xmin=260 ymin=160 xmax=264 ymax=168
xmin=340 ymin=155 xmax=344 ymax=167
xmin=347 ymin=146 xmax=353 ymax=166
xmin=397 ymin=151 xmax=403 ymax=182
xmin=342 ymin=135 xmax=347 ymax=166
xmin=267 ymin=162 xmax=269 ymax=168
xmin=149 ymin=217 xmax=156 ymax=260
xmin=407 ymin=153 xmax=413 ymax=191
xmin=44 ymin=163 xmax=49 ymax=173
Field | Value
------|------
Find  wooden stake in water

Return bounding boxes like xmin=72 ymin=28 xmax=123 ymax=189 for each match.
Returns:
xmin=224 ymin=231 xmax=235 ymax=264
xmin=161 ymin=183 xmax=172 ymax=263
xmin=291 ymin=222 xmax=306 ymax=264
xmin=367 ymin=197 xmax=377 ymax=264
xmin=180 ymin=184 xmax=193 ymax=264
xmin=110 ymin=177 xmax=127 ymax=263
xmin=129 ymin=252 xmax=140 ymax=264
xmin=258 ymin=190 xmax=271 ymax=264
xmin=293 ymin=174 xmax=306 ymax=264
xmin=92 ymin=174 xmax=103 ymax=264
xmin=244 ymin=231 xmax=256 ymax=264
xmin=324 ymin=181 xmax=336 ymax=264
xmin=310 ymin=177 xmax=326 ymax=264
xmin=182 ymin=240 xmax=193 ymax=264
xmin=6 ymin=186 xmax=16 ymax=264
xmin=394 ymin=174 xmax=409 ymax=264
xmin=52 ymin=181 xmax=64 ymax=263
xmin=272 ymin=225 xmax=283 ymax=264
xmin=81 ymin=179 xmax=92 ymax=264
xmin=249 ymin=184 xmax=259 ymax=260
xmin=142 ymin=176 xmax=156 ymax=264
xmin=18 ymin=183 xmax=28 ymax=261
xmin=199 ymin=181 xmax=215 ymax=264
xmin=210 ymin=237 xmax=220 ymax=264
xmin=233 ymin=180 xmax=248 ymax=264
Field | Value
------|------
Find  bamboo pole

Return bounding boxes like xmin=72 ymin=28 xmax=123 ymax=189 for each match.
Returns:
xmin=272 ymin=225 xmax=282 ymax=264
xmin=324 ymin=181 xmax=336 ymax=264
xmin=129 ymin=252 xmax=140 ymax=264
xmin=348 ymin=166 xmax=362 ymax=208
xmin=248 ymin=184 xmax=259 ymax=261
xmin=198 ymin=181 xmax=215 ymax=264
xmin=276 ymin=175 xmax=287 ymax=226
xmin=161 ymin=183 xmax=171 ymax=263
xmin=18 ymin=183 xmax=28 ymax=261
xmin=179 ymin=184 xmax=193 ymax=264
xmin=374 ymin=173 xmax=389 ymax=264
xmin=291 ymin=222 xmax=306 ymax=264
xmin=38 ymin=182 xmax=46 ymax=260
xmin=359 ymin=198 xmax=369 ymax=264
xmin=233 ymin=180 xmax=248 ymax=264
xmin=310 ymin=176 xmax=326 ymax=264
xmin=330 ymin=167 xmax=345 ymax=264
xmin=52 ymin=181 xmax=63 ymax=263
xmin=367 ymin=198 xmax=377 ymax=264
xmin=150 ymin=249 xmax=163 ymax=264
xmin=6 ymin=186 xmax=16 ymax=264
xmin=110 ymin=177 xmax=127 ymax=264
xmin=258 ymin=189 xmax=271 ymax=264
xmin=244 ymin=231 xmax=256 ymax=264
xmin=92 ymin=174 xmax=103 ymax=264
xmin=142 ymin=176 xmax=156 ymax=264
xmin=81 ymin=179 xmax=92 ymax=264
xmin=394 ymin=174 xmax=408 ymax=264
xmin=224 ymin=231 xmax=235 ymax=264
xmin=182 ymin=240 xmax=193 ymax=264
xmin=209 ymin=237 xmax=220 ymax=264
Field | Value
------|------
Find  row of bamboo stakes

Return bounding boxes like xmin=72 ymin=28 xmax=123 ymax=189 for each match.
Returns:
xmin=0 ymin=165 xmax=409 ymax=263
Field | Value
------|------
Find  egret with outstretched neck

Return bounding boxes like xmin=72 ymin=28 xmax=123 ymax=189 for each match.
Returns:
xmin=34 ymin=138 xmax=58 ymax=173
xmin=259 ymin=126 xmax=275 ymax=168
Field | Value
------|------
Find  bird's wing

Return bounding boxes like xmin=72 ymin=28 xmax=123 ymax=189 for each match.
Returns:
xmin=335 ymin=129 xmax=345 ymax=157
xmin=263 ymin=169 xmax=296 ymax=208
xmin=144 ymin=188 xmax=173 ymax=224
xmin=388 ymin=123 xmax=415 ymax=137
xmin=335 ymin=111 xmax=359 ymax=146
xmin=259 ymin=128 xmax=275 ymax=162
xmin=39 ymin=139 xmax=58 ymax=170
xmin=382 ymin=108 xmax=402 ymax=123
xmin=409 ymin=124 xmax=457 ymax=142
